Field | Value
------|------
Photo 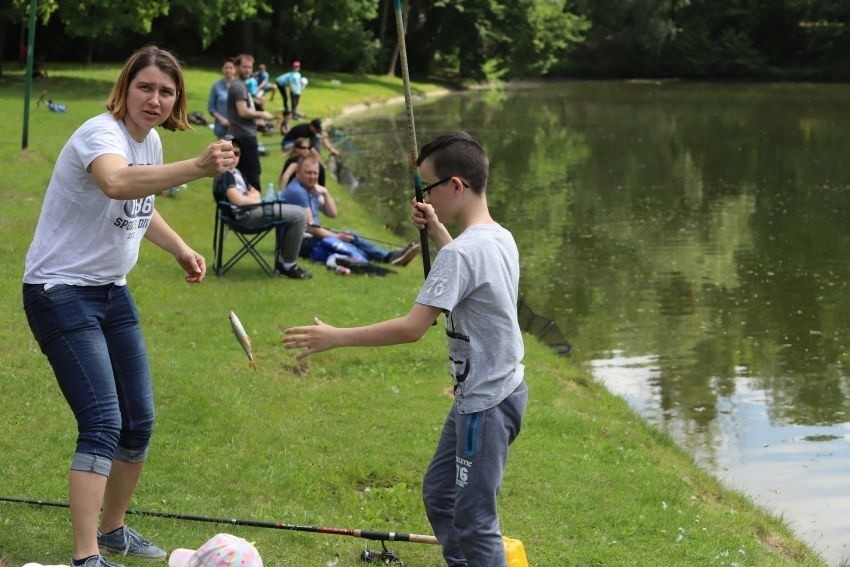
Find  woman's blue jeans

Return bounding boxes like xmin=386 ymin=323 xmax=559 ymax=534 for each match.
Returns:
xmin=23 ymin=283 xmax=155 ymax=477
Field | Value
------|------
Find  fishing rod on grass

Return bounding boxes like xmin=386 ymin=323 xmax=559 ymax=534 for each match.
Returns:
xmin=307 ymin=224 xmax=406 ymax=249
xmin=0 ymin=497 xmax=439 ymax=544
xmin=394 ymin=0 xmax=431 ymax=279
xmin=0 ymin=496 xmax=437 ymax=564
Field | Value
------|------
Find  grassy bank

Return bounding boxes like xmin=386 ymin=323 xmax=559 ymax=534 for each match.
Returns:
xmin=0 ymin=64 xmax=826 ymax=566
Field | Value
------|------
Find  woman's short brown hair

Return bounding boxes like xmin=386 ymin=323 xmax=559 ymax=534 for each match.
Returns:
xmin=106 ymin=45 xmax=190 ymax=132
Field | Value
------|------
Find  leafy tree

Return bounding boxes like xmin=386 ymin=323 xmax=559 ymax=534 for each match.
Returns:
xmin=57 ymin=0 xmax=169 ymax=63
xmin=502 ymin=0 xmax=590 ymax=76
xmin=10 ymin=0 xmax=850 ymax=79
xmin=404 ymin=0 xmax=589 ymax=80
xmin=168 ymin=0 xmax=267 ymax=49
xmin=264 ymin=0 xmax=380 ymax=72
xmin=568 ymin=0 xmax=692 ymax=75
xmin=0 ymin=0 xmax=57 ymax=73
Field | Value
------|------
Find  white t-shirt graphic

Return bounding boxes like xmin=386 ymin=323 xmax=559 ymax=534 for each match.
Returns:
xmin=416 ymin=224 xmax=525 ymax=414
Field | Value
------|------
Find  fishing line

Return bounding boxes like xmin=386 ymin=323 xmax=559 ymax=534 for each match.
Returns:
xmin=393 ymin=0 xmax=431 ymax=278
xmin=307 ymin=225 xmax=406 ymax=248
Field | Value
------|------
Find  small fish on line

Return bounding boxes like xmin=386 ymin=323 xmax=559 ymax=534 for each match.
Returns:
xmin=229 ymin=310 xmax=256 ymax=371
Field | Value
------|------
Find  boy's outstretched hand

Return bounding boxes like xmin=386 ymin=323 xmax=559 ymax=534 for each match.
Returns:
xmin=282 ymin=317 xmax=337 ymax=359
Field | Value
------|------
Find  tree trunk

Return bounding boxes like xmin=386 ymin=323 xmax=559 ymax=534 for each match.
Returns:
xmin=242 ymin=20 xmax=253 ymax=55
xmin=0 ymin=20 xmax=9 ymax=76
xmin=378 ymin=0 xmax=388 ymax=43
xmin=273 ymin=0 xmax=287 ymax=64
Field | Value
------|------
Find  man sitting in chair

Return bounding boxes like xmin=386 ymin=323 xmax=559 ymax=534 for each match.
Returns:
xmin=216 ymin=140 xmax=312 ymax=279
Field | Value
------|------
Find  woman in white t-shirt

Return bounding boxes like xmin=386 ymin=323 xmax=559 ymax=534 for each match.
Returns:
xmin=22 ymin=45 xmax=234 ymax=567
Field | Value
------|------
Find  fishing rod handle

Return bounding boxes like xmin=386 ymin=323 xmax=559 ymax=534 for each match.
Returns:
xmin=357 ymin=530 xmax=440 ymax=545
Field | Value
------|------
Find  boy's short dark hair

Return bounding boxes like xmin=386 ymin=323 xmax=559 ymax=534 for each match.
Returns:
xmin=417 ymin=131 xmax=489 ymax=195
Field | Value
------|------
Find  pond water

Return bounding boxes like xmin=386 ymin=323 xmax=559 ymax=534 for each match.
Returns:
xmin=331 ymin=81 xmax=850 ymax=565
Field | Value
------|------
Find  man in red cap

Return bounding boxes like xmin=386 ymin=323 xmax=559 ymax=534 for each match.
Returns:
xmin=274 ymin=60 xmax=304 ymax=118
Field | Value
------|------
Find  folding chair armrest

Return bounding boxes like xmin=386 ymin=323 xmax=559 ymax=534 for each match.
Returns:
xmin=218 ymin=200 xmax=271 ymax=213
xmin=217 ymin=200 xmax=293 ymax=229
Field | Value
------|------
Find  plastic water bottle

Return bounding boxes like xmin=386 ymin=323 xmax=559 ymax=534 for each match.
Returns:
xmin=263 ymin=182 xmax=275 ymax=217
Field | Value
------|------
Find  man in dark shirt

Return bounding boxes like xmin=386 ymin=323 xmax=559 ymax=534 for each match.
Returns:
xmin=281 ymin=118 xmax=341 ymax=158
xmin=226 ymin=53 xmax=274 ymax=190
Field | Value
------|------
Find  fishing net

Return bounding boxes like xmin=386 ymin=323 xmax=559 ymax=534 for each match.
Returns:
xmin=518 ymin=297 xmax=571 ymax=356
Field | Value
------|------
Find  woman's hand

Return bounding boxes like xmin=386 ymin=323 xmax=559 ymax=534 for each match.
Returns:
xmin=195 ymin=140 xmax=234 ymax=177
xmin=175 ymin=247 xmax=207 ymax=283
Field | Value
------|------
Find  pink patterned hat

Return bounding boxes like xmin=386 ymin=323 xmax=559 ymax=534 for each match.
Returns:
xmin=168 ymin=533 xmax=263 ymax=567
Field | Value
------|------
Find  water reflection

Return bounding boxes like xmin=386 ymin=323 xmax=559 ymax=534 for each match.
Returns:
xmin=334 ymin=82 xmax=850 ymax=563
xmin=594 ymin=354 xmax=850 ymax=563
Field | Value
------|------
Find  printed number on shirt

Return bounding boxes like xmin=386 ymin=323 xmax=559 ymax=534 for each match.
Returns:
xmin=113 ymin=196 xmax=154 ymax=238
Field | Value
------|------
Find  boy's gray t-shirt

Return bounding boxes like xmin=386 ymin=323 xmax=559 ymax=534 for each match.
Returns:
xmin=416 ymin=223 xmax=525 ymax=414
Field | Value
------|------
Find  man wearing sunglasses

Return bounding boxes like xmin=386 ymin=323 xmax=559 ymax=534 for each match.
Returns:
xmin=281 ymin=118 xmax=340 ymax=158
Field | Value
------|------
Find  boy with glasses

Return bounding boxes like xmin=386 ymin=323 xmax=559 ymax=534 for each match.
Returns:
xmin=283 ymin=131 xmax=527 ymax=566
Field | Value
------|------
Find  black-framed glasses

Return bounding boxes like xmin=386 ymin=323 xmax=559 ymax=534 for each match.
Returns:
xmin=296 ymin=145 xmax=310 ymax=150
xmin=421 ymin=176 xmax=469 ymax=199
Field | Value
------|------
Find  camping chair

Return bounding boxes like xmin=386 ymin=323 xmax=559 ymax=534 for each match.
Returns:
xmin=212 ymin=176 xmax=287 ymax=277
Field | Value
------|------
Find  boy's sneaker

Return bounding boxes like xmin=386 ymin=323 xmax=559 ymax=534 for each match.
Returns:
xmin=71 ymin=555 xmax=124 ymax=567
xmin=97 ymin=525 xmax=166 ymax=560
xmin=388 ymin=243 xmax=421 ymax=266
xmin=276 ymin=262 xmax=313 ymax=279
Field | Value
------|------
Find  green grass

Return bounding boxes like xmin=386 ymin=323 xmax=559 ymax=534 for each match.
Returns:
xmin=0 ymin=64 xmax=828 ymax=566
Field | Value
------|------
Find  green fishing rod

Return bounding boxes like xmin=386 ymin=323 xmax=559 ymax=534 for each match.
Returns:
xmin=394 ymin=0 xmax=431 ymax=278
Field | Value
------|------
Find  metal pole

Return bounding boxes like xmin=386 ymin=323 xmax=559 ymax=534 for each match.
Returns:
xmin=21 ymin=0 xmax=38 ymax=150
